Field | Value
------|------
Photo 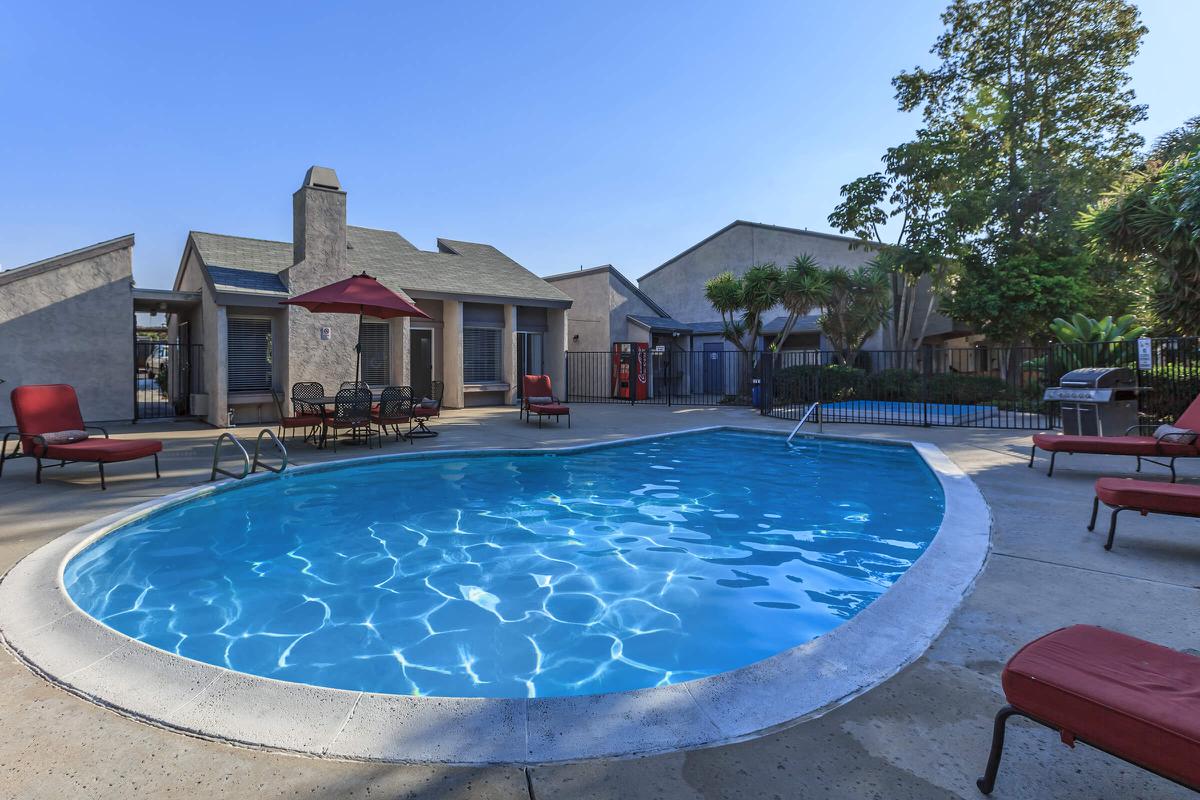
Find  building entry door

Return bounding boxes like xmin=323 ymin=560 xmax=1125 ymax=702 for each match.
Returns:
xmin=516 ymin=332 xmax=544 ymax=398
xmin=410 ymin=329 xmax=433 ymax=400
xmin=703 ymin=342 xmax=725 ymax=395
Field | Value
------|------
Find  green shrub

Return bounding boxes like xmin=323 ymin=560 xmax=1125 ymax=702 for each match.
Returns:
xmin=772 ymin=364 xmax=865 ymax=401
xmin=924 ymin=373 xmax=1017 ymax=405
xmin=1140 ymin=364 xmax=1200 ymax=422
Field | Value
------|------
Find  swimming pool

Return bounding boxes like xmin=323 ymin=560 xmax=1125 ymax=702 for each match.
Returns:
xmin=63 ymin=430 xmax=943 ymax=700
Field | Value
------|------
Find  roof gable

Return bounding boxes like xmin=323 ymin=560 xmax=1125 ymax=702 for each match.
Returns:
xmin=639 ymin=220 xmax=877 ymax=282
xmin=185 ymin=227 xmax=570 ymax=306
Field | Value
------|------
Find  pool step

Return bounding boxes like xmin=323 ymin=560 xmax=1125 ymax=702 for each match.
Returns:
xmin=210 ymin=429 xmax=289 ymax=481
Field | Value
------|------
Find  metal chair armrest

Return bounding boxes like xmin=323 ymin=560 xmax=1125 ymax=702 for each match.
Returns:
xmin=84 ymin=425 xmax=109 ymax=438
xmin=1124 ymin=423 xmax=1158 ymax=435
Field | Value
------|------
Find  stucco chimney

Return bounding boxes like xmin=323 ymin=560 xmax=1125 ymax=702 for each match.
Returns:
xmin=292 ymin=166 xmax=347 ymax=275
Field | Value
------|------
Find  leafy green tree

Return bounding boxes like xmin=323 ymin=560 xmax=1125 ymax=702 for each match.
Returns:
xmin=942 ymin=251 xmax=1090 ymax=354
xmin=828 ymin=139 xmax=962 ymax=351
xmin=861 ymin=0 xmax=1149 ymax=346
xmin=819 ymin=265 xmax=891 ymax=365
xmin=1078 ymin=148 xmax=1200 ymax=333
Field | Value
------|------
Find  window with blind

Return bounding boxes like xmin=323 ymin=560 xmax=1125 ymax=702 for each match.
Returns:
xmin=359 ymin=321 xmax=390 ymax=386
xmin=227 ymin=317 xmax=273 ymax=392
xmin=463 ymin=327 xmax=502 ymax=383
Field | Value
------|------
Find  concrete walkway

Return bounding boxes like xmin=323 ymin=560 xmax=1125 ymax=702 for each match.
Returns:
xmin=1 ymin=406 xmax=1196 ymax=799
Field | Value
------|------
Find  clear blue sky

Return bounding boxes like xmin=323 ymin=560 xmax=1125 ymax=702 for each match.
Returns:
xmin=1 ymin=1 xmax=1195 ymax=287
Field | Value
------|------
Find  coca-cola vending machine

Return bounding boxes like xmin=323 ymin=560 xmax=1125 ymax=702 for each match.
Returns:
xmin=611 ymin=342 xmax=649 ymax=400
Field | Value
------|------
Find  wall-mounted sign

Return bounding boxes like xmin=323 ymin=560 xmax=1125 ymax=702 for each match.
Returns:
xmin=1136 ymin=337 xmax=1152 ymax=370
xmin=320 ymin=326 xmax=332 ymax=341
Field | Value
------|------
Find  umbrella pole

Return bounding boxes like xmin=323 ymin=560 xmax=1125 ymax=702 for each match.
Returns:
xmin=355 ymin=311 xmax=363 ymax=385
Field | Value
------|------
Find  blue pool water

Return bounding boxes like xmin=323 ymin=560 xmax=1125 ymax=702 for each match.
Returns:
xmin=65 ymin=430 xmax=944 ymax=699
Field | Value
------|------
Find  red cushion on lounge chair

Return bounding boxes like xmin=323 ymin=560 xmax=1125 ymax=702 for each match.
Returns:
xmin=38 ymin=438 xmax=163 ymax=463
xmin=1094 ymin=477 xmax=1200 ymax=515
xmin=1002 ymin=625 xmax=1200 ymax=788
xmin=529 ymin=403 xmax=569 ymax=414
xmin=1032 ymin=432 xmax=1199 ymax=456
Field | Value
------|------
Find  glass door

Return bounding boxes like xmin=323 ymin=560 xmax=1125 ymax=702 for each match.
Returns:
xmin=516 ymin=332 xmax=544 ymax=398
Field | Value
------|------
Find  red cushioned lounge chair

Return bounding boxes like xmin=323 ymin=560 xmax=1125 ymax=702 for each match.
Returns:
xmin=1087 ymin=477 xmax=1200 ymax=550
xmin=522 ymin=375 xmax=570 ymax=428
xmin=977 ymin=625 xmax=1200 ymax=795
xmin=1030 ymin=393 xmax=1200 ymax=481
xmin=1 ymin=384 xmax=163 ymax=490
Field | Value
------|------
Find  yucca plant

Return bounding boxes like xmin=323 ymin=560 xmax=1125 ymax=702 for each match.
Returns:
xmin=1047 ymin=313 xmax=1148 ymax=370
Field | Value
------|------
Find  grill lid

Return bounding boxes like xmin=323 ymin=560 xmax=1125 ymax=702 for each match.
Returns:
xmin=1058 ymin=366 xmax=1135 ymax=389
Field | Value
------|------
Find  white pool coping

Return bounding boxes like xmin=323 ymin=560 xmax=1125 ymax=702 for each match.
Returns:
xmin=0 ymin=426 xmax=990 ymax=765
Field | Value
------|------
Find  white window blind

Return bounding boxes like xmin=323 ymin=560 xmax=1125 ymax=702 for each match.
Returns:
xmin=463 ymin=327 xmax=501 ymax=383
xmin=227 ymin=317 xmax=273 ymax=392
xmin=359 ymin=322 xmax=391 ymax=386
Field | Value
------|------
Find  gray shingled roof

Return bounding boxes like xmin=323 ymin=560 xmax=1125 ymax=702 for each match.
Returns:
xmin=628 ymin=315 xmax=692 ymax=332
xmin=207 ymin=266 xmax=289 ymax=294
xmin=191 ymin=231 xmax=291 ymax=274
xmin=686 ymin=316 xmax=821 ymax=335
xmin=189 ymin=227 xmax=570 ymax=305
xmin=761 ymin=315 xmax=820 ymax=334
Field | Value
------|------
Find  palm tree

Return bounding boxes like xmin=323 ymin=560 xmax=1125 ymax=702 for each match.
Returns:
xmin=772 ymin=254 xmax=830 ymax=363
xmin=703 ymin=264 xmax=782 ymax=358
xmin=819 ymin=264 xmax=890 ymax=365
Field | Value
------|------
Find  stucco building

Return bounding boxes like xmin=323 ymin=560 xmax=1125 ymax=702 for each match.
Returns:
xmin=165 ymin=167 xmax=572 ymax=425
xmin=552 ymin=220 xmax=968 ymax=356
xmin=1 ymin=166 xmax=572 ymax=429
xmin=0 ymin=236 xmax=137 ymax=427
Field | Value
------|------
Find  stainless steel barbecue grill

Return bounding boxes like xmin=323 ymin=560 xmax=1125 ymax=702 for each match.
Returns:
xmin=1043 ymin=367 xmax=1140 ymax=435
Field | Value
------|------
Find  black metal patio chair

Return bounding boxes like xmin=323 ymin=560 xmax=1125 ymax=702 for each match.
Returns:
xmin=373 ymin=386 xmax=414 ymax=442
xmin=322 ymin=388 xmax=377 ymax=451
xmin=410 ymin=380 xmax=443 ymax=438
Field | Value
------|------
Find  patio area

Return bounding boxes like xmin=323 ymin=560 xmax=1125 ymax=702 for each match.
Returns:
xmin=1 ymin=404 xmax=1196 ymax=799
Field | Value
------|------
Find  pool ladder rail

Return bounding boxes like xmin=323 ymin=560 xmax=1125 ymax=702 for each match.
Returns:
xmin=210 ymin=429 xmax=289 ymax=481
xmin=786 ymin=402 xmax=822 ymax=445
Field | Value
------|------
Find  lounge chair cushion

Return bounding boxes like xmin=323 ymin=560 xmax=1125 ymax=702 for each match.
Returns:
xmin=529 ymin=403 xmax=569 ymax=415
xmin=1154 ymin=424 xmax=1197 ymax=444
xmin=1002 ymin=625 xmax=1200 ymax=788
xmin=1094 ymin=477 xmax=1200 ymax=515
xmin=36 ymin=438 xmax=163 ymax=463
xmin=1032 ymin=432 xmax=1199 ymax=456
xmin=41 ymin=429 xmax=89 ymax=445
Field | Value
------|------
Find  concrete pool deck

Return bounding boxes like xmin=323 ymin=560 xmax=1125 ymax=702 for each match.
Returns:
xmin=0 ymin=428 xmax=989 ymax=765
xmin=0 ymin=405 xmax=1197 ymax=798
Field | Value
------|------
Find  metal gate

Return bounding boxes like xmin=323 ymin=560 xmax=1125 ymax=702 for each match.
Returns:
xmin=565 ymin=349 xmax=757 ymax=406
xmin=134 ymin=341 xmax=203 ymax=419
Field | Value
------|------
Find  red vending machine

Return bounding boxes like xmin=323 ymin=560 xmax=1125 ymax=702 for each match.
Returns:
xmin=611 ymin=342 xmax=649 ymax=400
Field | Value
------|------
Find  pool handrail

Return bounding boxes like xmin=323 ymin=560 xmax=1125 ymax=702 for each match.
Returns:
xmin=210 ymin=432 xmax=250 ymax=481
xmin=786 ymin=402 xmax=822 ymax=444
xmin=251 ymin=429 xmax=289 ymax=475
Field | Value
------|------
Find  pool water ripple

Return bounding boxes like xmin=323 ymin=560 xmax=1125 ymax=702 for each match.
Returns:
xmin=64 ymin=431 xmax=943 ymax=698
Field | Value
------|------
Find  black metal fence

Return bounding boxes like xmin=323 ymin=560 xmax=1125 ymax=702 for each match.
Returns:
xmin=135 ymin=341 xmax=204 ymax=419
xmin=564 ymin=338 xmax=1200 ymax=430
xmin=565 ymin=349 xmax=757 ymax=407
xmin=763 ymin=347 xmax=1053 ymax=429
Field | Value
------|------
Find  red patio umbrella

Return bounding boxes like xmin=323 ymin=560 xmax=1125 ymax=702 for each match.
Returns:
xmin=281 ymin=272 xmax=430 ymax=384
